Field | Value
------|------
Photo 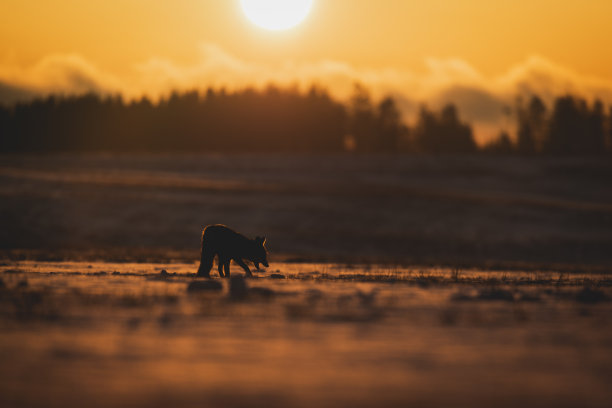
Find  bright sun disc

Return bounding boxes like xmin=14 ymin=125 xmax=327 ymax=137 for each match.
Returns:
xmin=240 ymin=0 xmax=313 ymax=31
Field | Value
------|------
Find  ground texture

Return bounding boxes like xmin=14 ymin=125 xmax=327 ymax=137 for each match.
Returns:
xmin=1 ymin=262 xmax=611 ymax=408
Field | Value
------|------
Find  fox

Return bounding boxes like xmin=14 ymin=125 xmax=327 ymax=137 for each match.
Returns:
xmin=197 ymin=224 xmax=269 ymax=278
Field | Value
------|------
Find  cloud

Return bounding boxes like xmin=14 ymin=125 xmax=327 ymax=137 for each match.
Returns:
xmin=0 ymin=54 xmax=122 ymax=102
xmin=432 ymin=86 xmax=506 ymax=124
xmin=499 ymin=56 xmax=612 ymax=103
xmin=2 ymin=45 xmax=612 ymax=143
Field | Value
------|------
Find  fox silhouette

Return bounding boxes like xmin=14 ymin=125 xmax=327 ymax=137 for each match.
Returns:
xmin=197 ymin=224 xmax=269 ymax=278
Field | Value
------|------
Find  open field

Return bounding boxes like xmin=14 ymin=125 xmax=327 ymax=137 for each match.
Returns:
xmin=1 ymin=154 xmax=611 ymax=406
xmin=1 ymin=153 xmax=612 ymax=268
xmin=1 ymin=261 xmax=611 ymax=408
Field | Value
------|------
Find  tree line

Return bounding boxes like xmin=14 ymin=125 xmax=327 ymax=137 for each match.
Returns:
xmin=1 ymin=84 xmax=611 ymax=154
xmin=483 ymin=95 xmax=612 ymax=155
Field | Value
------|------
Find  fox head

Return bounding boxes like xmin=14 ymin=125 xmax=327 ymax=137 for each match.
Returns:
xmin=252 ymin=236 xmax=269 ymax=270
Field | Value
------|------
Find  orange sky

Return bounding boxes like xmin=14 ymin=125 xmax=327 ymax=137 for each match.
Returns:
xmin=2 ymin=0 xmax=612 ymax=140
xmin=2 ymin=0 xmax=612 ymax=75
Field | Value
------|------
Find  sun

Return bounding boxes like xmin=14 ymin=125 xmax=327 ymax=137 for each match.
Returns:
xmin=240 ymin=0 xmax=314 ymax=31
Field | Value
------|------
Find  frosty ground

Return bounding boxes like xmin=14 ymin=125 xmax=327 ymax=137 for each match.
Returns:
xmin=1 ymin=261 xmax=610 ymax=408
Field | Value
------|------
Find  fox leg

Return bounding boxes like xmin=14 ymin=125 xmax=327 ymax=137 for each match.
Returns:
xmin=217 ymin=255 xmax=226 ymax=277
xmin=234 ymin=258 xmax=252 ymax=277
xmin=223 ymin=260 xmax=231 ymax=278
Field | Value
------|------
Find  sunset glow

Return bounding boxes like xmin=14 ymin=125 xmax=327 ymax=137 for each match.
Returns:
xmin=1 ymin=0 xmax=612 ymax=142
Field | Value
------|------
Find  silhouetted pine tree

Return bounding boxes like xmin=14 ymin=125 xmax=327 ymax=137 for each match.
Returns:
xmin=414 ymin=104 xmax=476 ymax=153
xmin=516 ymin=96 xmax=546 ymax=154
xmin=375 ymin=97 xmax=409 ymax=152
xmin=544 ymin=96 xmax=606 ymax=154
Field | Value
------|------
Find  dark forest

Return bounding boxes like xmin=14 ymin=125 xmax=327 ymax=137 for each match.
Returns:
xmin=1 ymin=85 xmax=611 ymax=154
